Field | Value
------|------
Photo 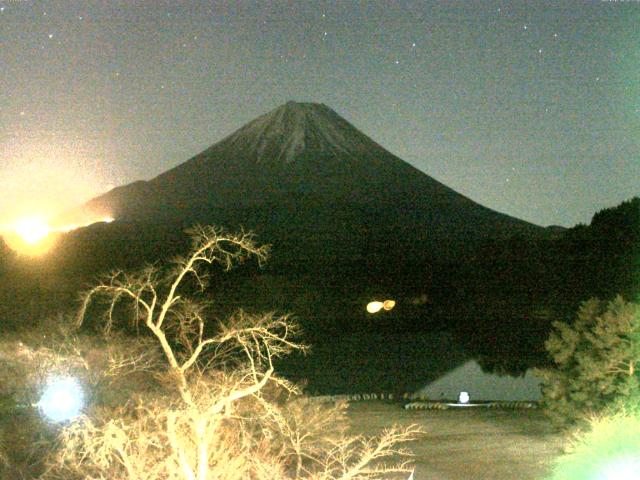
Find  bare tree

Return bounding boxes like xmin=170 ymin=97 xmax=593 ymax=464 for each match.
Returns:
xmin=44 ymin=226 xmax=421 ymax=480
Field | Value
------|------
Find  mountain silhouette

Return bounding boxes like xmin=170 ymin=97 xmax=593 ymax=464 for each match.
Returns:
xmin=60 ymin=101 xmax=544 ymax=269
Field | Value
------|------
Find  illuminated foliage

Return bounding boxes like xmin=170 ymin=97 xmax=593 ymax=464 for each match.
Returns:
xmin=0 ymin=316 xmax=159 ymax=477
xmin=43 ymin=225 xmax=421 ymax=480
xmin=536 ymin=296 xmax=640 ymax=427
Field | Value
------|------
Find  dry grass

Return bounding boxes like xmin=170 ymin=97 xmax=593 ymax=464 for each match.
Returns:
xmin=345 ymin=402 xmax=564 ymax=480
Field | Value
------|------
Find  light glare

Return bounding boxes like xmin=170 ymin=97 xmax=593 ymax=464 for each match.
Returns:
xmin=366 ymin=301 xmax=384 ymax=313
xmin=597 ymin=457 xmax=640 ymax=480
xmin=14 ymin=217 xmax=50 ymax=244
xmin=1 ymin=214 xmax=115 ymax=255
xmin=37 ymin=376 xmax=85 ymax=422
xmin=366 ymin=299 xmax=396 ymax=314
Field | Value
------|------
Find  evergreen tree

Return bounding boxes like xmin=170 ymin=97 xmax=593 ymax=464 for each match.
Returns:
xmin=536 ymin=296 xmax=640 ymax=427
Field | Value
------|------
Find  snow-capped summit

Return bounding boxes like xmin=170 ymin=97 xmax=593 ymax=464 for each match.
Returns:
xmin=217 ymin=101 xmax=376 ymax=164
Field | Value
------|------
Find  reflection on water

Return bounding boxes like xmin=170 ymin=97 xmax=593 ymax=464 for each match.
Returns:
xmin=279 ymin=331 xmax=469 ymax=394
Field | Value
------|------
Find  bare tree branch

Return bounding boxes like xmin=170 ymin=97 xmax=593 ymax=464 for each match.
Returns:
xmin=46 ymin=225 xmax=421 ymax=480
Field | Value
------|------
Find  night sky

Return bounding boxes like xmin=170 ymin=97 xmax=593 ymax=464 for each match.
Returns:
xmin=1 ymin=0 xmax=638 ymax=228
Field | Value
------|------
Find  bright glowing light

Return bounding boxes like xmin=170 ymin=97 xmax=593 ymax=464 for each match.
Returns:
xmin=383 ymin=300 xmax=396 ymax=311
xmin=549 ymin=410 xmax=640 ymax=480
xmin=57 ymin=223 xmax=80 ymax=233
xmin=366 ymin=301 xmax=384 ymax=313
xmin=1 ymin=214 xmax=116 ymax=255
xmin=36 ymin=376 xmax=85 ymax=422
xmin=597 ymin=457 xmax=640 ymax=479
xmin=1 ymin=136 xmax=116 ymax=228
xmin=14 ymin=216 xmax=50 ymax=244
xmin=58 ymin=216 xmax=114 ymax=232
xmin=458 ymin=391 xmax=470 ymax=404
xmin=2 ymin=215 xmax=58 ymax=255
xmin=366 ymin=299 xmax=396 ymax=313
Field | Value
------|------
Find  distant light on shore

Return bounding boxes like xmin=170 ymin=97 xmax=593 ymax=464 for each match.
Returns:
xmin=458 ymin=391 xmax=470 ymax=404
xmin=366 ymin=301 xmax=384 ymax=313
xmin=58 ymin=216 xmax=114 ymax=233
xmin=366 ymin=299 xmax=396 ymax=314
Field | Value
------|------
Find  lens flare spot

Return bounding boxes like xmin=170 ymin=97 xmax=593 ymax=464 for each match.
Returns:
xmin=1 ymin=214 xmax=115 ymax=256
xmin=36 ymin=376 xmax=85 ymax=422
xmin=596 ymin=457 xmax=640 ymax=479
xmin=14 ymin=216 xmax=50 ymax=244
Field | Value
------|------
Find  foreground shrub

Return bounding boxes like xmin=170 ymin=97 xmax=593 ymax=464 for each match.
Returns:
xmin=42 ymin=226 xmax=421 ymax=479
xmin=535 ymin=296 xmax=640 ymax=427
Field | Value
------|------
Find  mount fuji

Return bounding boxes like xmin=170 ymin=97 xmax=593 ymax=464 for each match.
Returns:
xmin=60 ymin=101 xmax=544 ymax=269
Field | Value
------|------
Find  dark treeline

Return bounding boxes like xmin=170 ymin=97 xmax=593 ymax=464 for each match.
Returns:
xmin=454 ymin=197 xmax=639 ymax=374
xmin=0 ymin=197 xmax=638 ymax=392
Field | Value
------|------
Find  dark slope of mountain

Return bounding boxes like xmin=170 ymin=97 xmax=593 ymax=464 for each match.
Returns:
xmin=548 ymin=196 xmax=639 ymax=304
xmin=60 ymin=102 xmax=544 ymax=270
